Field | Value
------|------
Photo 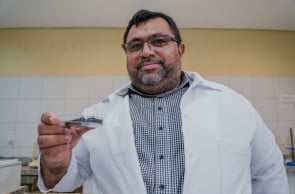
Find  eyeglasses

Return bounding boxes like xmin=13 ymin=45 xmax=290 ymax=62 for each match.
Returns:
xmin=122 ymin=34 xmax=179 ymax=53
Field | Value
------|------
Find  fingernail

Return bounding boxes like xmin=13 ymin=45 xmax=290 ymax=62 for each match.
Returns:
xmin=48 ymin=116 xmax=53 ymax=123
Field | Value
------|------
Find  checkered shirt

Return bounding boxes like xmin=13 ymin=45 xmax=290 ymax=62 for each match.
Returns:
xmin=128 ymin=74 xmax=190 ymax=194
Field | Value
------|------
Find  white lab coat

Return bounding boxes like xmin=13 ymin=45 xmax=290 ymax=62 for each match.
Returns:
xmin=38 ymin=72 xmax=289 ymax=194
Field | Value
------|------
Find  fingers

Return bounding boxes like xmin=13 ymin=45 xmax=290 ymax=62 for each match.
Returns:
xmin=38 ymin=112 xmax=71 ymax=154
xmin=38 ymin=122 xmax=68 ymax=135
xmin=38 ymin=133 xmax=72 ymax=149
xmin=38 ymin=112 xmax=73 ymax=178
xmin=38 ymin=112 xmax=94 ymax=156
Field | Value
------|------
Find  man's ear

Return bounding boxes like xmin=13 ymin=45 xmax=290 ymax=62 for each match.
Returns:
xmin=178 ymin=43 xmax=185 ymax=57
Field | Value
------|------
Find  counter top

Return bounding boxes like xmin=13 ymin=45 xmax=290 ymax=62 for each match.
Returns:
xmin=0 ymin=159 xmax=22 ymax=168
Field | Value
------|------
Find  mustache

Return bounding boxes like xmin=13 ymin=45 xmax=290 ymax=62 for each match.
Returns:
xmin=135 ymin=57 xmax=164 ymax=69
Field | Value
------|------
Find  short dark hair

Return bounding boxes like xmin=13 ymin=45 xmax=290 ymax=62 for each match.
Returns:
xmin=123 ymin=9 xmax=182 ymax=45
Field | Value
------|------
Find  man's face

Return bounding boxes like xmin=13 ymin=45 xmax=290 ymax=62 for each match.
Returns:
xmin=124 ymin=17 xmax=185 ymax=94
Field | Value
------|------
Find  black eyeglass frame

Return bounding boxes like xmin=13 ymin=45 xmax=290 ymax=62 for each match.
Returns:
xmin=122 ymin=34 xmax=180 ymax=53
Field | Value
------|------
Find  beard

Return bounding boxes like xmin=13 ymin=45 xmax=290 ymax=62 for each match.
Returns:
xmin=139 ymin=72 xmax=165 ymax=86
xmin=127 ymin=56 xmax=182 ymax=95
xmin=129 ymin=57 xmax=172 ymax=86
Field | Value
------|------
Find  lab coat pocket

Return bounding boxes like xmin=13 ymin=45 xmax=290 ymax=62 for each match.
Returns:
xmin=219 ymin=140 xmax=252 ymax=194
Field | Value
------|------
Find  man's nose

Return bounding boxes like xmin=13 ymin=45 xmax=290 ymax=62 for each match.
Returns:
xmin=140 ymin=42 xmax=154 ymax=57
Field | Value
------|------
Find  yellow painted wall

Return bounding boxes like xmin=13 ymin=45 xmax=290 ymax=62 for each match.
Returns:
xmin=0 ymin=28 xmax=294 ymax=76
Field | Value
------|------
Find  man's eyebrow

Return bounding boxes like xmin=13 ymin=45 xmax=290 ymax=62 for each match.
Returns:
xmin=150 ymin=33 xmax=167 ymax=38
xmin=127 ymin=33 xmax=168 ymax=43
xmin=126 ymin=37 xmax=143 ymax=43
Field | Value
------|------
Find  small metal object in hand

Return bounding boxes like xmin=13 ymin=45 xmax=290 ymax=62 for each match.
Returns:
xmin=65 ymin=116 xmax=102 ymax=129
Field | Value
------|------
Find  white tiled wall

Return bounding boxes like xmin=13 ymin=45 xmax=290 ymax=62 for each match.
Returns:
xmin=0 ymin=75 xmax=294 ymax=158
xmin=0 ymin=76 xmax=129 ymax=157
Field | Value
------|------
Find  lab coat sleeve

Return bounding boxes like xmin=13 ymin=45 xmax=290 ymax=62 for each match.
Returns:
xmin=37 ymin=138 xmax=91 ymax=192
xmin=250 ymin=109 xmax=289 ymax=194
xmin=37 ymin=155 xmax=82 ymax=193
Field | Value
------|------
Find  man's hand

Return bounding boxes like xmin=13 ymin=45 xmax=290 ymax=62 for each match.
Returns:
xmin=37 ymin=112 xmax=93 ymax=189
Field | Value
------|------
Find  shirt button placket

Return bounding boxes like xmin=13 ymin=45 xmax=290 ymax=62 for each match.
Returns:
xmin=154 ymin=98 xmax=167 ymax=193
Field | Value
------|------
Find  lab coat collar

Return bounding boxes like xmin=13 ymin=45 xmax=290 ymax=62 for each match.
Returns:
xmin=113 ymin=71 xmax=223 ymax=97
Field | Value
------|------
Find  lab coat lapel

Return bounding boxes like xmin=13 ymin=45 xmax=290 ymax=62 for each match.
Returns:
xmin=104 ymin=94 xmax=147 ymax=193
xmin=181 ymin=81 xmax=223 ymax=193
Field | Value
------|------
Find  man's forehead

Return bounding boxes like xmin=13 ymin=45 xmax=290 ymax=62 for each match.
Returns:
xmin=127 ymin=18 xmax=172 ymax=41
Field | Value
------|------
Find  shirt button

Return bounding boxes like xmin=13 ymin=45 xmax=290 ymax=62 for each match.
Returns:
xmin=159 ymin=184 xmax=165 ymax=190
xmin=159 ymin=155 xmax=164 ymax=160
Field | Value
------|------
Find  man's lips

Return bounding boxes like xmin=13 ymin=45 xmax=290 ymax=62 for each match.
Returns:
xmin=139 ymin=62 xmax=160 ymax=70
xmin=136 ymin=58 xmax=164 ymax=70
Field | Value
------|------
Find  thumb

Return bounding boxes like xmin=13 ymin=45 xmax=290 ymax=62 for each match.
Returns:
xmin=76 ymin=126 xmax=95 ymax=136
xmin=41 ymin=112 xmax=63 ymax=126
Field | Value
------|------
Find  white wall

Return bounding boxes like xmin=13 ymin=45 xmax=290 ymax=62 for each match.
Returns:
xmin=0 ymin=76 xmax=294 ymax=157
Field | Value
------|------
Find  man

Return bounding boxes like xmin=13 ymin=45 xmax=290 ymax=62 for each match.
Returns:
xmin=37 ymin=9 xmax=289 ymax=193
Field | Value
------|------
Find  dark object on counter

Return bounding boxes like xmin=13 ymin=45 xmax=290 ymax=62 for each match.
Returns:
xmin=286 ymin=128 xmax=295 ymax=166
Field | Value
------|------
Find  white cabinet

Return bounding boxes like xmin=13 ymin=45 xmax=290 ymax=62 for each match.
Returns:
xmin=0 ymin=159 xmax=22 ymax=193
